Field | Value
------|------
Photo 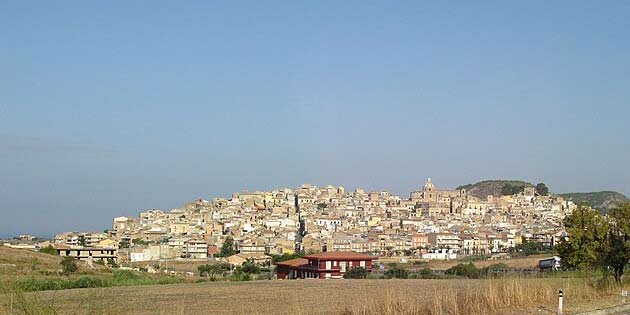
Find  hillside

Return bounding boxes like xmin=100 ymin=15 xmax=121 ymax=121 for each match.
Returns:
xmin=456 ymin=180 xmax=534 ymax=199
xmin=0 ymin=246 xmax=107 ymax=277
xmin=558 ymin=191 xmax=628 ymax=213
xmin=0 ymin=246 xmax=62 ymax=275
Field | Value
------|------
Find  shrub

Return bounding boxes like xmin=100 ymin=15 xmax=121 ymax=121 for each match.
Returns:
xmin=229 ymin=270 xmax=251 ymax=281
xmin=384 ymin=267 xmax=408 ymax=279
xmin=39 ymin=245 xmax=58 ymax=255
xmin=344 ymin=267 xmax=369 ymax=279
xmin=61 ymin=257 xmax=78 ymax=275
xmin=445 ymin=263 xmax=480 ymax=278
xmin=240 ymin=261 xmax=261 ymax=274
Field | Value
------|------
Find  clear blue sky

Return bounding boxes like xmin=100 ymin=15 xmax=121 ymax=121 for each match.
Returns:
xmin=1 ymin=1 xmax=629 ymax=237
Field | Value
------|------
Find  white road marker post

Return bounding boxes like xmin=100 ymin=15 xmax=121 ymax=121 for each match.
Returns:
xmin=622 ymin=289 xmax=627 ymax=304
xmin=558 ymin=289 xmax=564 ymax=315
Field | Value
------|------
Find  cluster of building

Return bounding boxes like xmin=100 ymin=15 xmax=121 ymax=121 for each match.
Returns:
xmin=39 ymin=179 xmax=574 ymax=267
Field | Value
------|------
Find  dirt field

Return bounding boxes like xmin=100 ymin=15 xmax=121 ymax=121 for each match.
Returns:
xmin=2 ymin=278 xmax=620 ymax=315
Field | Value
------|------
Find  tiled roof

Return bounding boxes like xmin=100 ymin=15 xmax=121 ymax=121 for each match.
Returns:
xmin=275 ymin=258 xmax=308 ymax=267
xmin=303 ymin=251 xmax=376 ymax=260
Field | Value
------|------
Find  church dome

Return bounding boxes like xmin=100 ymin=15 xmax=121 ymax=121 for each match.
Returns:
xmin=423 ymin=178 xmax=436 ymax=191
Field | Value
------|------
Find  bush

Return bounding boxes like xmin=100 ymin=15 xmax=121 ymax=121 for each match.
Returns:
xmin=39 ymin=245 xmax=58 ymax=255
xmin=61 ymin=257 xmax=78 ymax=275
xmin=240 ymin=261 xmax=261 ymax=274
xmin=344 ymin=267 xmax=369 ymax=279
xmin=11 ymin=272 xmax=180 ymax=292
xmin=445 ymin=263 xmax=508 ymax=278
xmin=229 ymin=270 xmax=251 ymax=281
xmin=445 ymin=263 xmax=480 ymax=278
xmin=384 ymin=267 xmax=408 ymax=279
xmin=74 ymin=277 xmax=108 ymax=288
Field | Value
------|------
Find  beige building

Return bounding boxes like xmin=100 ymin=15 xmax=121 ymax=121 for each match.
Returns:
xmin=410 ymin=179 xmax=466 ymax=215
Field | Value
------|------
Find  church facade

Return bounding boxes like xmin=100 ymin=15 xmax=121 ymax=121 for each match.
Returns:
xmin=410 ymin=178 xmax=467 ymax=215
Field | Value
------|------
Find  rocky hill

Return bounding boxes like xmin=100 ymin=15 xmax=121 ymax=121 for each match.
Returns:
xmin=558 ymin=191 xmax=628 ymax=214
xmin=456 ymin=180 xmax=534 ymax=199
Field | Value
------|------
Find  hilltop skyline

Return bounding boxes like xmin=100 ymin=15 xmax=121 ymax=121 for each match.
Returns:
xmin=2 ymin=1 xmax=630 ymax=236
xmin=1 ymin=177 xmax=626 ymax=238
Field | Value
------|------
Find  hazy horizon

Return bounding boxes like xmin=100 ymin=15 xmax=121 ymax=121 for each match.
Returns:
xmin=2 ymin=1 xmax=629 ymax=236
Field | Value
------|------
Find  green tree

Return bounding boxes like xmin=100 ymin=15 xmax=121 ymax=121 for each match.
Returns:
xmin=107 ymin=258 xmax=119 ymax=268
xmin=132 ymin=238 xmax=150 ymax=246
xmin=599 ymin=203 xmax=630 ymax=282
xmin=270 ymin=252 xmax=304 ymax=263
xmin=78 ymin=235 xmax=87 ymax=247
xmin=219 ymin=237 xmax=236 ymax=257
xmin=240 ymin=260 xmax=261 ymax=274
xmin=445 ymin=263 xmax=481 ymax=278
xmin=61 ymin=256 xmax=78 ymax=275
xmin=198 ymin=263 xmax=223 ymax=280
xmin=557 ymin=205 xmax=608 ymax=270
xmin=343 ymin=267 xmax=368 ymax=279
xmin=535 ymin=183 xmax=550 ymax=196
xmin=509 ymin=240 xmax=552 ymax=256
xmin=384 ymin=266 xmax=408 ymax=279
xmin=118 ymin=239 xmax=130 ymax=249
xmin=501 ymin=184 xmax=527 ymax=196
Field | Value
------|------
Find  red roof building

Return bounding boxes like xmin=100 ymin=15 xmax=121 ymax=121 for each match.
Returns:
xmin=275 ymin=251 xmax=377 ymax=279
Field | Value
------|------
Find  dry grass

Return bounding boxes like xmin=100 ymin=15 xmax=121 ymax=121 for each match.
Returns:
xmin=0 ymin=247 xmax=62 ymax=275
xmin=342 ymin=277 xmax=617 ymax=315
xmin=0 ymin=277 xmax=622 ymax=315
xmin=402 ymin=255 xmax=548 ymax=270
xmin=0 ymin=247 xmax=108 ymax=279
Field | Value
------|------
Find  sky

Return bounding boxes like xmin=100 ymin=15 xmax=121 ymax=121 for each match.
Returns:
xmin=1 ymin=1 xmax=629 ymax=237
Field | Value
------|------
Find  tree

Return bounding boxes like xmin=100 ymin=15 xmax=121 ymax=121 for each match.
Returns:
xmin=61 ymin=256 xmax=78 ymax=274
xmin=557 ymin=205 xmax=608 ymax=270
xmin=198 ymin=263 xmax=224 ymax=280
xmin=219 ymin=237 xmax=236 ymax=257
xmin=535 ymin=183 xmax=550 ymax=196
xmin=270 ymin=252 xmax=304 ymax=263
xmin=599 ymin=203 xmax=630 ymax=282
xmin=509 ymin=240 xmax=552 ymax=256
xmin=384 ymin=265 xmax=408 ymax=279
xmin=118 ymin=239 xmax=130 ymax=249
xmin=343 ymin=267 xmax=368 ymax=279
xmin=445 ymin=263 xmax=481 ymax=278
xmin=240 ymin=260 xmax=261 ymax=274
xmin=107 ymin=258 xmax=119 ymax=268
xmin=78 ymin=235 xmax=87 ymax=247
xmin=501 ymin=184 xmax=527 ymax=196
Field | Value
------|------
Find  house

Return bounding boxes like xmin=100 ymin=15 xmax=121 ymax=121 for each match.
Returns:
xmin=55 ymin=244 xmax=118 ymax=263
xmin=185 ymin=239 xmax=208 ymax=259
xmin=421 ymin=248 xmax=457 ymax=260
xmin=276 ymin=251 xmax=377 ymax=279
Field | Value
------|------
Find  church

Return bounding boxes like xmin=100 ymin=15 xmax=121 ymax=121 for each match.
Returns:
xmin=410 ymin=178 xmax=467 ymax=215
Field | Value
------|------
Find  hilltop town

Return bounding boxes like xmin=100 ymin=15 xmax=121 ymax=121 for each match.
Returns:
xmin=7 ymin=179 xmax=575 ymax=266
